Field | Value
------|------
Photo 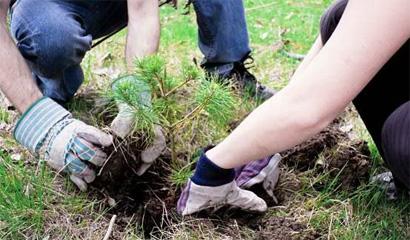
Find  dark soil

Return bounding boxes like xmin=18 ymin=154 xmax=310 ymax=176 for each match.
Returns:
xmin=282 ymin=119 xmax=371 ymax=190
xmin=90 ymin=137 xmax=178 ymax=237
xmin=256 ymin=217 xmax=320 ymax=240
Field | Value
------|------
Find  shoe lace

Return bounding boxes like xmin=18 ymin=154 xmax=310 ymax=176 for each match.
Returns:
xmin=237 ymin=54 xmax=256 ymax=72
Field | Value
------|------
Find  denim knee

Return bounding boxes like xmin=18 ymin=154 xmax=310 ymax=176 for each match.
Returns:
xmin=382 ymin=101 xmax=410 ymax=190
xmin=11 ymin=1 xmax=92 ymax=78
xmin=319 ymin=0 xmax=348 ymax=44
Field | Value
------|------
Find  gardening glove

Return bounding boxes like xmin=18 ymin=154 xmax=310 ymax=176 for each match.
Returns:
xmin=110 ymin=75 xmax=166 ymax=175
xmin=177 ymin=151 xmax=267 ymax=216
xmin=14 ymin=97 xmax=113 ymax=191
xmin=177 ymin=180 xmax=268 ymax=216
xmin=235 ymin=154 xmax=282 ymax=203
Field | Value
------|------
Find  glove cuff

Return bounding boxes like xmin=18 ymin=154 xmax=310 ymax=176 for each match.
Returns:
xmin=14 ymin=97 xmax=71 ymax=153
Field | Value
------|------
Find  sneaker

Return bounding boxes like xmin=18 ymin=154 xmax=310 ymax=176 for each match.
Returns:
xmin=371 ymin=172 xmax=399 ymax=200
xmin=201 ymin=55 xmax=276 ymax=101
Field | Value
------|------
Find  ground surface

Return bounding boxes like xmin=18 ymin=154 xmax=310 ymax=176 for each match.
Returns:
xmin=0 ymin=0 xmax=409 ymax=239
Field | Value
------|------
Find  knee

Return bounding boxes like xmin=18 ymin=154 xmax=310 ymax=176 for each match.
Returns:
xmin=382 ymin=101 xmax=410 ymax=188
xmin=319 ymin=0 xmax=348 ymax=44
xmin=11 ymin=4 xmax=91 ymax=77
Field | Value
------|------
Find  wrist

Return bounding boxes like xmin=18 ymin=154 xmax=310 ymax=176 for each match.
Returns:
xmin=190 ymin=147 xmax=235 ymax=187
xmin=14 ymin=97 xmax=71 ymax=153
xmin=205 ymin=146 xmax=235 ymax=169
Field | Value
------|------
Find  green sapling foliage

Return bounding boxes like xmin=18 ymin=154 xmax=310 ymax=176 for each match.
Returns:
xmin=111 ymin=75 xmax=159 ymax=139
xmin=110 ymin=55 xmax=240 ymax=170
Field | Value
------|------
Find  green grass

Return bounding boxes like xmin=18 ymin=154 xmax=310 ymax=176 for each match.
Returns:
xmin=0 ymin=108 xmax=10 ymax=123
xmin=0 ymin=150 xmax=47 ymax=239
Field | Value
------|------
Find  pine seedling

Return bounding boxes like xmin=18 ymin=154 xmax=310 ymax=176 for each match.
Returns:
xmin=110 ymin=76 xmax=159 ymax=139
xmin=194 ymin=79 xmax=238 ymax=128
xmin=135 ymin=55 xmax=168 ymax=97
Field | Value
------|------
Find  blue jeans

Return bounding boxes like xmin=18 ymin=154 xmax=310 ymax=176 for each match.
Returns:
xmin=11 ymin=0 xmax=250 ymax=103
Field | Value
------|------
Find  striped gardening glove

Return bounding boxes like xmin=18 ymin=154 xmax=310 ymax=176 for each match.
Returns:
xmin=14 ymin=97 xmax=113 ymax=191
xmin=110 ymin=75 xmax=166 ymax=176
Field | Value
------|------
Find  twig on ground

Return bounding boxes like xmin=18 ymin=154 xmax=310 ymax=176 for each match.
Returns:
xmin=283 ymin=51 xmax=305 ymax=61
xmin=103 ymin=215 xmax=117 ymax=240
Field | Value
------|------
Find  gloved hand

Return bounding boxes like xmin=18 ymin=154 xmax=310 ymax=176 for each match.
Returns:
xmin=177 ymin=150 xmax=272 ymax=216
xmin=110 ymin=75 xmax=166 ymax=175
xmin=14 ymin=97 xmax=113 ymax=191
xmin=177 ymin=180 xmax=267 ymax=216
xmin=235 ymin=154 xmax=281 ymax=203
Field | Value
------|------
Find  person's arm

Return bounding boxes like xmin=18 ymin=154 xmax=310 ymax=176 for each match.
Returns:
xmin=1 ymin=3 xmax=113 ymax=191
xmin=0 ymin=1 xmax=42 ymax=112
xmin=291 ymin=37 xmax=322 ymax=80
xmin=125 ymin=0 xmax=160 ymax=68
xmin=207 ymin=0 xmax=410 ymax=169
xmin=110 ymin=0 xmax=165 ymax=175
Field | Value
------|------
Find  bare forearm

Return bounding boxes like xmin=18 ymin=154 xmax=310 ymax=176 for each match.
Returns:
xmin=0 ymin=20 xmax=42 ymax=113
xmin=207 ymin=0 xmax=410 ymax=169
xmin=207 ymin=87 xmax=331 ymax=169
xmin=291 ymin=37 xmax=322 ymax=80
xmin=126 ymin=0 xmax=160 ymax=68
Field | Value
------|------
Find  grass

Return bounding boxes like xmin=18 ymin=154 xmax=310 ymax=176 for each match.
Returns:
xmin=0 ymin=0 xmax=408 ymax=239
xmin=0 ymin=150 xmax=46 ymax=238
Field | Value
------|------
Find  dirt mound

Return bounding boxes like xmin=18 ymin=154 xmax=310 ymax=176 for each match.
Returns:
xmin=282 ymin=122 xmax=344 ymax=171
xmin=82 ymin=93 xmax=373 ymax=238
xmin=256 ymin=216 xmax=320 ymax=240
xmin=282 ymin=119 xmax=371 ymax=190
xmin=274 ymin=170 xmax=302 ymax=204
xmin=320 ymin=140 xmax=371 ymax=190
xmin=90 ymin=137 xmax=178 ymax=237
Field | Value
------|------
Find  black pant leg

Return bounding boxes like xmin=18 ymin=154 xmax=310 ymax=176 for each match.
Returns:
xmin=382 ymin=102 xmax=410 ymax=190
xmin=320 ymin=0 xmax=410 ymax=155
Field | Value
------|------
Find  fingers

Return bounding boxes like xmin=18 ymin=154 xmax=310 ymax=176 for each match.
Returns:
xmin=70 ymin=175 xmax=88 ymax=192
xmin=227 ymin=186 xmax=268 ymax=213
xmin=177 ymin=181 xmax=268 ymax=216
xmin=77 ymin=124 xmax=113 ymax=147
xmin=141 ymin=126 xmax=166 ymax=163
xmin=136 ymin=163 xmax=153 ymax=176
xmin=65 ymin=152 xmax=96 ymax=191
xmin=110 ymin=114 xmax=134 ymax=139
xmin=69 ymin=168 xmax=96 ymax=192
xmin=71 ymin=136 xmax=108 ymax=166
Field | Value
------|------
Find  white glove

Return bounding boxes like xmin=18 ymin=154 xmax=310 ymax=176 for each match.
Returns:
xmin=14 ymin=97 xmax=113 ymax=191
xmin=235 ymin=154 xmax=281 ymax=202
xmin=110 ymin=75 xmax=166 ymax=175
xmin=177 ymin=180 xmax=267 ymax=216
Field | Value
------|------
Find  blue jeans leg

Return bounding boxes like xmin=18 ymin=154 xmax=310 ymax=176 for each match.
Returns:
xmin=193 ymin=0 xmax=251 ymax=70
xmin=11 ymin=0 xmax=92 ymax=103
xmin=11 ymin=0 xmax=128 ymax=104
